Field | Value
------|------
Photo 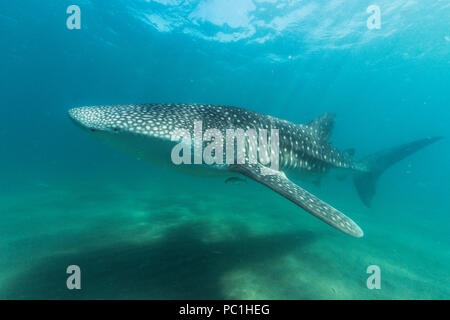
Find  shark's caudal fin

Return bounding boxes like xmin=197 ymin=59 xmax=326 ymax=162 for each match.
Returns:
xmin=353 ymin=136 xmax=443 ymax=207
xmin=232 ymin=164 xmax=364 ymax=238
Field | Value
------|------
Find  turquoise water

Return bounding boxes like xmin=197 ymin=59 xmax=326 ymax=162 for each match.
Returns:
xmin=1 ymin=1 xmax=449 ymax=299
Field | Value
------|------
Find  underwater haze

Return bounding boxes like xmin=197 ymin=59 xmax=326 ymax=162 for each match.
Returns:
xmin=1 ymin=0 xmax=449 ymax=299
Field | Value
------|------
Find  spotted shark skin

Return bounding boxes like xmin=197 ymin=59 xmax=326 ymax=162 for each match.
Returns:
xmin=69 ymin=103 xmax=441 ymax=238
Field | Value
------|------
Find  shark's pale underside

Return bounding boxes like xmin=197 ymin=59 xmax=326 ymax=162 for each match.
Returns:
xmin=69 ymin=104 xmax=441 ymax=237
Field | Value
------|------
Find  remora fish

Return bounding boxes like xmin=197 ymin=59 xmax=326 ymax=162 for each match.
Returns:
xmin=225 ymin=177 xmax=247 ymax=184
xmin=68 ymin=104 xmax=441 ymax=237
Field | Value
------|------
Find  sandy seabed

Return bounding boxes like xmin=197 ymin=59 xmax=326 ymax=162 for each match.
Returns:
xmin=1 ymin=169 xmax=449 ymax=300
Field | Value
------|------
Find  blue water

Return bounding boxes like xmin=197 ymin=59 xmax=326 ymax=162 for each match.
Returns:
xmin=1 ymin=0 xmax=449 ymax=299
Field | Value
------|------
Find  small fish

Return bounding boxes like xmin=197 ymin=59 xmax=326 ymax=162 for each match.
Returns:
xmin=225 ymin=177 xmax=247 ymax=185
xmin=34 ymin=182 xmax=49 ymax=188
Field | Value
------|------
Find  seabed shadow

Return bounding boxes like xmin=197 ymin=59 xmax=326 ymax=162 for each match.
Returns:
xmin=2 ymin=221 xmax=319 ymax=299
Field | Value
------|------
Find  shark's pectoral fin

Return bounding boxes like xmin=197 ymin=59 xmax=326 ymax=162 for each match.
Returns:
xmin=231 ymin=164 xmax=364 ymax=238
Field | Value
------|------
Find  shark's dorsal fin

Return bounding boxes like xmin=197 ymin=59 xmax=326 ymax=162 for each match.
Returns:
xmin=231 ymin=164 xmax=363 ymax=238
xmin=307 ymin=112 xmax=336 ymax=141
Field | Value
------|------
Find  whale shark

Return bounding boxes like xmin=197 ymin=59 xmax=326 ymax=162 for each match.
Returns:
xmin=68 ymin=103 xmax=441 ymax=238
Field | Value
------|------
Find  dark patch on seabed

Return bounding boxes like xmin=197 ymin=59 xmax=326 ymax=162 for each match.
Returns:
xmin=2 ymin=222 xmax=317 ymax=299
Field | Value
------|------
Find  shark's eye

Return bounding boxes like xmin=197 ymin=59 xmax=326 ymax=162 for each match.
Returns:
xmin=90 ymin=128 xmax=96 ymax=132
xmin=112 ymin=127 xmax=120 ymax=132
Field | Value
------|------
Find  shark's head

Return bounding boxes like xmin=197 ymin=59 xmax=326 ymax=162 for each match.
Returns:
xmin=68 ymin=105 xmax=177 ymax=164
xmin=69 ymin=105 xmax=133 ymax=135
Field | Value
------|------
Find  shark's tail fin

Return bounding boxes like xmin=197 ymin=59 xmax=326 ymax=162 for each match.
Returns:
xmin=353 ymin=136 xmax=442 ymax=207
